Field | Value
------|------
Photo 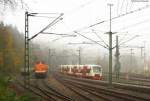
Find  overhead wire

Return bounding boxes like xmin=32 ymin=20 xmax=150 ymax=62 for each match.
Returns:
xmin=65 ymin=4 xmax=150 ymax=50
xmin=59 ymin=1 xmax=150 ymax=41
xmin=51 ymin=36 xmax=72 ymax=42
xmin=64 ymin=0 xmax=97 ymax=16
xmin=74 ymin=31 xmax=108 ymax=49
xmin=68 ymin=42 xmax=97 ymax=45
xmin=58 ymin=1 xmax=150 ymax=50
xmin=120 ymin=0 xmax=125 ymax=15
xmin=92 ymin=29 xmax=109 ymax=47
xmin=119 ymin=35 xmax=139 ymax=46
xmin=40 ymin=14 xmax=63 ymax=33
xmin=129 ymin=0 xmax=133 ymax=11
xmin=112 ymin=34 xmax=140 ymax=49
xmin=117 ymin=0 xmax=120 ymax=15
xmin=76 ymin=4 xmax=150 ymax=32
xmin=34 ymin=13 xmax=61 ymax=15
xmin=113 ymin=5 xmax=150 ymax=32
xmin=41 ymin=32 xmax=76 ymax=37
xmin=30 ymin=16 xmax=58 ymax=19
xmin=29 ymin=13 xmax=63 ymax=41
xmin=118 ymin=33 xmax=128 ymax=44
xmin=126 ymin=0 xmax=129 ymax=13
xmin=116 ymin=18 xmax=150 ymax=31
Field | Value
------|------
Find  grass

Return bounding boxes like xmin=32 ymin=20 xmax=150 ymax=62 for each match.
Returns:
xmin=0 ymin=73 xmax=41 ymax=101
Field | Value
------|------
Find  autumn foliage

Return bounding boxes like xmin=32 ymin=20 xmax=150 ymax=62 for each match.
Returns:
xmin=0 ymin=22 xmax=24 ymax=75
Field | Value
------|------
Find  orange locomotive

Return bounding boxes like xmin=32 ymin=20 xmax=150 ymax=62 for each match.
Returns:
xmin=34 ymin=61 xmax=48 ymax=78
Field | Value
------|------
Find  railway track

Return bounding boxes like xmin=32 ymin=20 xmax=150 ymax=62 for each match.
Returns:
xmin=15 ymin=79 xmax=54 ymax=101
xmin=56 ymin=72 xmax=150 ymax=93
xmin=40 ymin=79 xmax=74 ymax=101
xmin=56 ymin=78 xmax=117 ymax=101
xmin=54 ymin=73 xmax=150 ymax=101
xmin=54 ymin=75 xmax=101 ymax=101
xmin=102 ymin=73 xmax=150 ymax=86
xmin=15 ymin=77 xmax=74 ymax=101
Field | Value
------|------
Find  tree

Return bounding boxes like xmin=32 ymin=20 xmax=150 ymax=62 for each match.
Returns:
xmin=0 ymin=22 xmax=25 ymax=74
xmin=0 ymin=22 xmax=4 ymax=70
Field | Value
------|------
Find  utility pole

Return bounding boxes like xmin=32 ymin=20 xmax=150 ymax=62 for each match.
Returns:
xmin=130 ymin=48 xmax=134 ymax=72
xmin=48 ymin=49 xmax=51 ymax=73
xmin=114 ymin=35 xmax=121 ymax=80
xmin=77 ymin=47 xmax=81 ymax=65
xmin=24 ymin=11 xmax=30 ymax=87
xmin=107 ymin=3 xmax=114 ymax=86
xmin=143 ymin=41 xmax=146 ymax=70
xmin=140 ymin=47 xmax=144 ymax=58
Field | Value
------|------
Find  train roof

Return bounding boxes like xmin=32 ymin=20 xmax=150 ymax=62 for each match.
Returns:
xmin=60 ymin=64 xmax=102 ymax=67
xmin=85 ymin=64 xmax=102 ymax=67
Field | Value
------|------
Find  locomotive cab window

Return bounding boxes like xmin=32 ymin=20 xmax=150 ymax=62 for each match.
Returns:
xmin=93 ymin=66 xmax=101 ymax=73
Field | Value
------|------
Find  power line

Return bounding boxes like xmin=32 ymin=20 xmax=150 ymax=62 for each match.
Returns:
xmin=126 ymin=0 xmax=129 ymax=13
xmin=129 ymin=0 xmax=133 ymax=11
xmin=120 ymin=0 xmax=125 ymax=15
xmin=64 ymin=0 xmax=97 ymax=16
xmin=119 ymin=35 xmax=139 ymax=46
xmin=118 ymin=33 xmax=128 ymax=44
xmin=41 ymin=32 xmax=76 ymax=36
xmin=39 ymin=14 xmax=63 ymax=33
xmin=74 ymin=31 xmax=108 ymax=49
xmin=116 ymin=18 xmax=150 ymax=31
xmin=92 ymin=29 xmax=109 ymax=47
xmin=112 ymin=34 xmax=139 ymax=49
xmin=117 ymin=0 xmax=120 ymax=15
xmin=79 ymin=4 xmax=150 ymax=31
xmin=29 ymin=15 xmax=58 ymax=19
xmin=51 ymin=36 xmax=74 ymax=42
xmin=68 ymin=41 xmax=101 ymax=45
xmin=33 ymin=13 xmax=61 ymax=15
xmin=29 ymin=13 xmax=63 ymax=41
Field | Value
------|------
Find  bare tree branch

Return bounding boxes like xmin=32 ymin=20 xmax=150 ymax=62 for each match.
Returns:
xmin=0 ymin=0 xmax=28 ymax=11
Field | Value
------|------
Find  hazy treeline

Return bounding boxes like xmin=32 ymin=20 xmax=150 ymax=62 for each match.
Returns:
xmin=0 ymin=22 xmax=24 ymax=74
xmin=0 ymin=22 xmax=47 ymax=75
xmin=0 ymin=22 xmax=40 ymax=100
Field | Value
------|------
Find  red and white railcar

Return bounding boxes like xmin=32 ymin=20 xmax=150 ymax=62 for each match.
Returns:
xmin=60 ymin=65 xmax=102 ymax=80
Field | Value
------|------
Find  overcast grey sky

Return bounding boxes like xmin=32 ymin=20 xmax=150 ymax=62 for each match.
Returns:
xmin=1 ymin=0 xmax=150 ymax=57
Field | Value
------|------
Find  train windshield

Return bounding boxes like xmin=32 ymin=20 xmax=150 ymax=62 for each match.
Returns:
xmin=93 ymin=66 xmax=101 ymax=73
